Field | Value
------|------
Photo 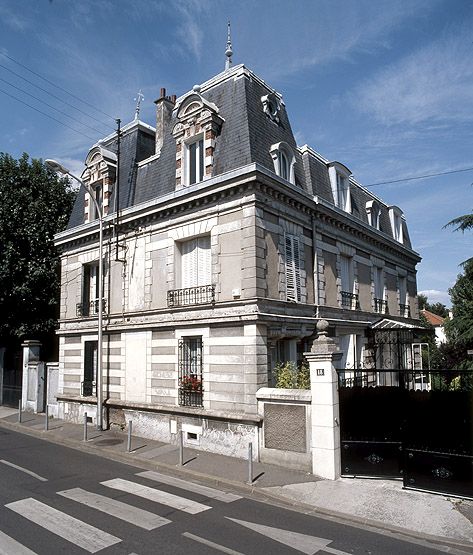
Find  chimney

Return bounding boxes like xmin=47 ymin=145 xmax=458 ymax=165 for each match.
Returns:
xmin=154 ymin=87 xmax=175 ymax=156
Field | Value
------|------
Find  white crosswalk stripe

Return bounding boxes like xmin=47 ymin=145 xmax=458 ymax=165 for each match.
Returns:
xmin=58 ymin=487 xmax=171 ymax=530
xmin=137 ymin=471 xmax=242 ymax=503
xmin=101 ymin=478 xmax=212 ymax=514
xmin=0 ymin=529 xmax=38 ymax=555
xmin=5 ymin=498 xmax=121 ymax=553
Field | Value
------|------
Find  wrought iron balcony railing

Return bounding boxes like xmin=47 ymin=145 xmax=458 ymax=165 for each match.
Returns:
xmin=167 ymin=285 xmax=215 ymax=308
xmin=374 ymin=298 xmax=389 ymax=314
xmin=81 ymin=380 xmax=96 ymax=397
xmin=76 ymin=299 xmax=107 ymax=317
xmin=341 ymin=291 xmax=360 ymax=310
xmin=399 ymin=303 xmax=411 ymax=318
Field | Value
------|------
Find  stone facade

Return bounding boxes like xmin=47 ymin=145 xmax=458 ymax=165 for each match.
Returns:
xmin=54 ymin=64 xmax=421 ymax=460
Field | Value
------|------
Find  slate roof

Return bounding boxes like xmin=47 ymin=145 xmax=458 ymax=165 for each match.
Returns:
xmin=65 ymin=64 xmax=414 ymax=249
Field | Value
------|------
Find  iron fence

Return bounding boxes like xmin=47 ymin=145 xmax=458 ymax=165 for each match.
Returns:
xmin=76 ymin=299 xmax=107 ymax=317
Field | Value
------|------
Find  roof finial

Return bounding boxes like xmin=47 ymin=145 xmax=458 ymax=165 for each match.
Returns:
xmin=225 ymin=20 xmax=233 ymax=70
xmin=134 ymin=89 xmax=144 ymax=121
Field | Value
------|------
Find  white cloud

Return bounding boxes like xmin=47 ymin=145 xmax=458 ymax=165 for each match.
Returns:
xmin=352 ymin=28 xmax=473 ymax=126
xmin=419 ymin=289 xmax=451 ymax=306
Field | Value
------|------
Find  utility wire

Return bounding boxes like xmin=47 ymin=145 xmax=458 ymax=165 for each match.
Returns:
xmin=365 ymin=167 xmax=473 ymax=188
xmin=0 ymin=76 xmax=107 ymax=136
xmin=0 ymin=52 xmax=116 ymax=121
xmin=0 ymin=61 xmax=114 ymax=132
xmin=0 ymin=87 xmax=96 ymax=141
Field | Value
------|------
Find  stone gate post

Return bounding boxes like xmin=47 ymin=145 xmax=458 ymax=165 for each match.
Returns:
xmin=305 ymin=320 xmax=342 ymax=480
xmin=21 ymin=340 xmax=44 ymax=412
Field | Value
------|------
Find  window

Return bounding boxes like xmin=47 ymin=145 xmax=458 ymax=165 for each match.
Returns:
xmin=79 ymin=262 xmax=99 ymax=317
xmin=181 ymin=236 xmax=211 ymax=288
xmin=186 ymin=137 xmax=204 ymax=185
xmin=83 ymin=341 xmax=97 ymax=396
xmin=373 ymin=266 xmax=386 ymax=313
xmin=89 ymin=182 xmax=103 ymax=220
xmin=169 ymin=236 xmax=214 ymax=307
xmin=366 ymin=200 xmax=380 ymax=230
xmin=328 ymin=162 xmax=351 ymax=212
xmin=285 ymin=235 xmax=301 ymax=302
xmin=336 ymin=174 xmax=349 ymax=210
xmin=340 ymin=254 xmax=358 ymax=309
xmin=178 ymin=336 xmax=203 ymax=407
xmin=279 ymin=151 xmax=289 ymax=180
xmin=389 ymin=206 xmax=404 ymax=242
xmin=399 ymin=276 xmax=409 ymax=317
xmin=270 ymin=142 xmax=295 ymax=184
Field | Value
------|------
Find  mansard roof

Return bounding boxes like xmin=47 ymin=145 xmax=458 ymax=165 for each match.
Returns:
xmin=65 ymin=64 xmax=412 ymax=249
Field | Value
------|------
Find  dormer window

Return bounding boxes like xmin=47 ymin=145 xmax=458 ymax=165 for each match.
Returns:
xmin=328 ymin=162 xmax=352 ymax=213
xmin=173 ymin=92 xmax=224 ymax=189
xmin=81 ymin=147 xmax=116 ymax=223
xmin=366 ymin=200 xmax=380 ymax=230
xmin=270 ymin=142 xmax=295 ymax=184
xmin=389 ymin=206 xmax=404 ymax=243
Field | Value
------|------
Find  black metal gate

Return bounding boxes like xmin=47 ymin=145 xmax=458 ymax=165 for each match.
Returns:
xmin=338 ymin=370 xmax=473 ymax=499
xmin=1 ymin=348 xmax=22 ymax=408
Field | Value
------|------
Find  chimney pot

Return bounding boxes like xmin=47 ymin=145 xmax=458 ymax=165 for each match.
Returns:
xmin=160 ymin=87 xmax=166 ymax=98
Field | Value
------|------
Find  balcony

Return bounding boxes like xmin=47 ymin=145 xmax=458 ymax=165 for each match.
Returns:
xmin=167 ymin=285 xmax=215 ymax=308
xmin=399 ymin=303 xmax=411 ymax=318
xmin=76 ymin=298 xmax=107 ymax=317
xmin=341 ymin=291 xmax=360 ymax=310
xmin=374 ymin=298 xmax=389 ymax=314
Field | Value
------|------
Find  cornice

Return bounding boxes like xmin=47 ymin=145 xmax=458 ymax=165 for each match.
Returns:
xmin=54 ymin=163 xmax=420 ymax=265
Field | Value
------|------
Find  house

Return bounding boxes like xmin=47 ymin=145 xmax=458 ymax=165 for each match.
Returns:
xmin=420 ymin=309 xmax=446 ymax=344
xmin=53 ymin=47 xmax=421 ymax=457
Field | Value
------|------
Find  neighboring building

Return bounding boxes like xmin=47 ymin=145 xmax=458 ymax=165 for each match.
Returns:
xmin=54 ymin=48 xmax=422 ymax=456
xmin=421 ymin=309 xmax=446 ymax=344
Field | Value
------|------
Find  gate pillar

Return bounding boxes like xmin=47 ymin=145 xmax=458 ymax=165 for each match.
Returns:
xmin=21 ymin=340 xmax=43 ymax=412
xmin=305 ymin=320 xmax=342 ymax=480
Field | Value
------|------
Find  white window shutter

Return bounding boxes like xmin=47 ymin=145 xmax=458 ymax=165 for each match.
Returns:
xmin=197 ymin=236 xmax=211 ymax=286
xmin=293 ymin=236 xmax=301 ymax=302
xmin=181 ymin=238 xmax=197 ymax=288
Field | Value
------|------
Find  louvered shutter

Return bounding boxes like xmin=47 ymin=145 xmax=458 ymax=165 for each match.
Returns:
xmin=181 ymin=238 xmax=198 ymax=288
xmin=285 ymin=235 xmax=301 ymax=302
xmin=197 ymin=235 xmax=211 ymax=285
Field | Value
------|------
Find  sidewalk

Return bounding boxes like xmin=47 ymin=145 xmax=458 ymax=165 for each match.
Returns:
xmin=1 ymin=406 xmax=473 ymax=552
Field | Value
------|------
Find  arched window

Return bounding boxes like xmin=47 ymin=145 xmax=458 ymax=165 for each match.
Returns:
xmin=270 ymin=142 xmax=295 ymax=184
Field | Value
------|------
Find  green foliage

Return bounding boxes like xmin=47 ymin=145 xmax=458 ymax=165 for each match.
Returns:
xmin=274 ymin=361 xmax=310 ymax=389
xmin=444 ymin=211 xmax=473 ymax=266
xmin=418 ymin=293 xmax=448 ymax=317
xmin=0 ymin=153 xmax=76 ymax=341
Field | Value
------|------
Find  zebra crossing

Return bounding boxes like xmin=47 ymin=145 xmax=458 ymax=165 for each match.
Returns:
xmin=0 ymin=471 xmax=242 ymax=554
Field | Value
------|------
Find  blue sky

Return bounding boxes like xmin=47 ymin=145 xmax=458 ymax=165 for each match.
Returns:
xmin=1 ymin=0 xmax=472 ymax=306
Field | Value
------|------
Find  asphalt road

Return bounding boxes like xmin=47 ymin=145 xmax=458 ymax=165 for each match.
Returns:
xmin=0 ymin=428 xmax=456 ymax=555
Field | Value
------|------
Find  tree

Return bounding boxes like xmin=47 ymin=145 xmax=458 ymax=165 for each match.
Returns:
xmin=0 ymin=153 xmax=75 ymax=351
xmin=418 ymin=293 xmax=448 ymax=317
xmin=444 ymin=210 xmax=473 ymax=266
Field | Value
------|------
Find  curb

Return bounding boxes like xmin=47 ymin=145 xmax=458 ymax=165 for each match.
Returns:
xmin=1 ymin=418 xmax=473 ymax=555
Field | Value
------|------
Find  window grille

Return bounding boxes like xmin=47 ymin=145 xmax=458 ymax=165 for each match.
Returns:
xmin=178 ymin=337 xmax=203 ymax=407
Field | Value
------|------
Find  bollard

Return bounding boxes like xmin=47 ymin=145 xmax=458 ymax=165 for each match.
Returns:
xmin=18 ymin=400 xmax=21 ymax=423
xmin=127 ymin=420 xmax=132 ymax=452
xmin=83 ymin=412 xmax=88 ymax=442
xmin=178 ymin=430 xmax=184 ymax=466
xmin=247 ymin=442 xmax=253 ymax=484
xmin=44 ymin=405 xmax=49 ymax=432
